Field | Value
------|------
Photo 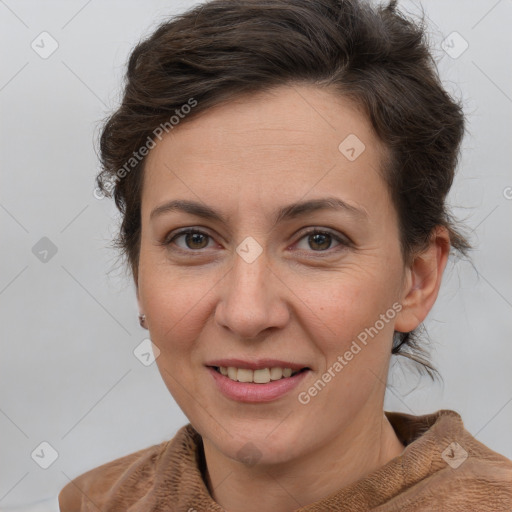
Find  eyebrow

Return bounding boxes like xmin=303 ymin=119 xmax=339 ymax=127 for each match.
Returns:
xmin=150 ymin=197 xmax=367 ymax=226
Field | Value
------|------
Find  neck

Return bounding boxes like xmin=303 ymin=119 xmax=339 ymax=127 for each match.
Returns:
xmin=202 ymin=408 xmax=405 ymax=512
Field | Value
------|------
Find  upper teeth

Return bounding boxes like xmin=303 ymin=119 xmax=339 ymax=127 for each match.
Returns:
xmin=218 ymin=366 xmax=298 ymax=384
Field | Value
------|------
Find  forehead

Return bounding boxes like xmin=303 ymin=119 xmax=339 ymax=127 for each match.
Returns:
xmin=141 ymin=84 xmax=390 ymax=220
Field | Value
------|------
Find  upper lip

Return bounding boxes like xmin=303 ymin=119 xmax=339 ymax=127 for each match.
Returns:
xmin=205 ymin=358 xmax=310 ymax=371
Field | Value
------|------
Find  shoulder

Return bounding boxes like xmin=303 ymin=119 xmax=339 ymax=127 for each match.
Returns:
xmin=386 ymin=408 xmax=512 ymax=509
xmin=398 ymin=408 xmax=512 ymax=467
xmin=58 ymin=439 xmax=169 ymax=511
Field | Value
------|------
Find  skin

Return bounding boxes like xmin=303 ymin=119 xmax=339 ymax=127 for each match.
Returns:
xmin=136 ymin=84 xmax=450 ymax=511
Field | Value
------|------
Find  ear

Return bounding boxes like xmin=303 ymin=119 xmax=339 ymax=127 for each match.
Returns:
xmin=394 ymin=226 xmax=450 ymax=333
xmin=136 ymin=281 xmax=143 ymax=313
xmin=135 ymin=282 xmax=149 ymax=330
xmin=135 ymin=271 xmax=144 ymax=315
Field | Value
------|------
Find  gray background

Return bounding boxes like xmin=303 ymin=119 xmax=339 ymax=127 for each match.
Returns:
xmin=1 ymin=0 xmax=511 ymax=509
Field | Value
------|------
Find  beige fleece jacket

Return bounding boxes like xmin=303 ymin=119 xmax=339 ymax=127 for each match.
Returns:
xmin=58 ymin=409 xmax=512 ymax=511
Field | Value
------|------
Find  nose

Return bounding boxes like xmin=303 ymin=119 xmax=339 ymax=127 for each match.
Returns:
xmin=215 ymin=248 xmax=290 ymax=340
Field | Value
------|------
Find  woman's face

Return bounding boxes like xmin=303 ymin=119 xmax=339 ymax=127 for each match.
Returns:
xmin=137 ymin=85 xmax=410 ymax=465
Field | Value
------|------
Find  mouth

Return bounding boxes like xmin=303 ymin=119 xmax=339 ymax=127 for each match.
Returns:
xmin=206 ymin=364 xmax=311 ymax=403
xmin=209 ymin=365 xmax=310 ymax=384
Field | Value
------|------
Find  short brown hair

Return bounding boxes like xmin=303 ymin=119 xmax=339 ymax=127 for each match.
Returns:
xmin=97 ymin=0 xmax=470 ymax=380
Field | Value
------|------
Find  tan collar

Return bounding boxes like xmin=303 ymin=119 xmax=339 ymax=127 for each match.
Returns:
xmin=60 ymin=409 xmax=512 ymax=511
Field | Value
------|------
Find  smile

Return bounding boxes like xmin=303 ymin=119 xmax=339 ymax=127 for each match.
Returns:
xmin=213 ymin=366 xmax=306 ymax=384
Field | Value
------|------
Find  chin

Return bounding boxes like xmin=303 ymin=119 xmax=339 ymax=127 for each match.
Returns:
xmin=210 ymin=422 xmax=308 ymax=467
xmin=227 ymin=441 xmax=299 ymax=467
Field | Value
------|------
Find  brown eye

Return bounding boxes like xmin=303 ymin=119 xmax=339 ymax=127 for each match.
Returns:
xmin=166 ymin=229 xmax=213 ymax=251
xmin=294 ymin=228 xmax=349 ymax=254
xmin=308 ymin=232 xmax=332 ymax=251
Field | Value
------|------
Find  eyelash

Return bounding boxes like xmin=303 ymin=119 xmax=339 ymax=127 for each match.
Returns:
xmin=161 ymin=227 xmax=351 ymax=257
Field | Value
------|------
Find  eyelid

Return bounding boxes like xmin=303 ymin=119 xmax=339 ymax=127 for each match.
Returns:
xmin=293 ymin=226 xmax=352 ymax=246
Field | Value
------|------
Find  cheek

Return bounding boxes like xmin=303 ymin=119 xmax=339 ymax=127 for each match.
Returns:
xmin=301 ymin=268 xmax=399 ymax=351
xmin=138 ymin=264 xmax=212 ymax=356
xmin=140 ymin=272 xmax=209 ymax=404
xmin=297 ymin=276 xmax=398 ymax=417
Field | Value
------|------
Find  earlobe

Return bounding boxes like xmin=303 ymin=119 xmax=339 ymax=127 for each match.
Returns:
xmin=394 ymin=226 xmax=450 ymax=333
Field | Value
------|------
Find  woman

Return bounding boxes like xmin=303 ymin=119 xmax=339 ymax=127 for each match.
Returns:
xmin=59 ymin=0 xmax=512 ymax=510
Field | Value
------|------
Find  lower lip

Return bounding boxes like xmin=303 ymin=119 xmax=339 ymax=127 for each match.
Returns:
xmin=207 ymin=367 xmax=310 ymax=403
